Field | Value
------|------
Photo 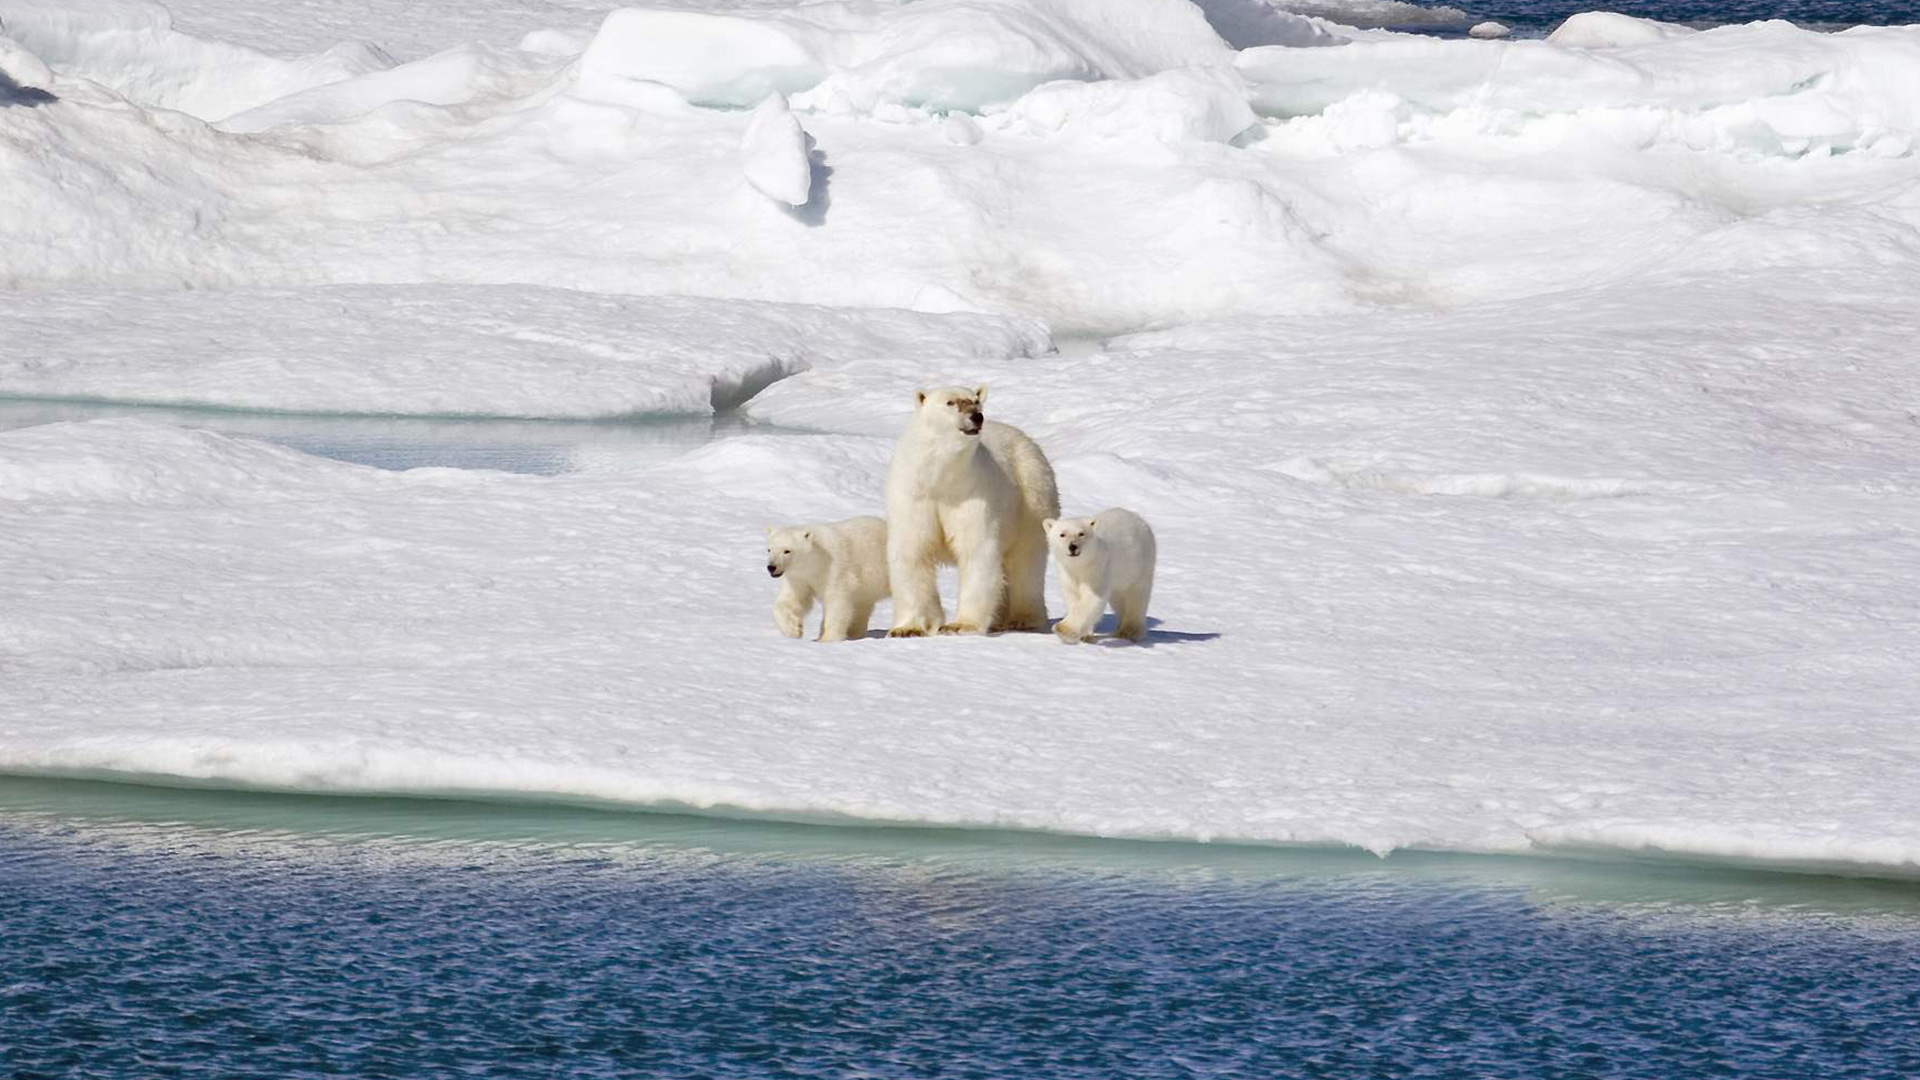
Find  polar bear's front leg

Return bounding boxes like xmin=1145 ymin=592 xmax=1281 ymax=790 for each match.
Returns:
xmin=945 ymin=542 xmax=1005 ymax=635
xmin=1054 ymin=579 xmax=1105 ymax=644
xmin=773 ymin=580 xmax=813 ymax=638
xmin=887 ymin=520 xmax=945 ymax=637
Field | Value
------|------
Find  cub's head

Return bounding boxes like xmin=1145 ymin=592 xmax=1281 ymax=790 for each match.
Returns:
xmin=1043 ymin=516 xmax=1099 ymax=560
xmin=914 ymin=385 xmax=987 ymax=437
xmin=764 ymin=526 xmax=815 ymax=578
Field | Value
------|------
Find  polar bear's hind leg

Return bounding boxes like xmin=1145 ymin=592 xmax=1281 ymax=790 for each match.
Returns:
xmin=998 ymin=522 xmax=1051 ymax=632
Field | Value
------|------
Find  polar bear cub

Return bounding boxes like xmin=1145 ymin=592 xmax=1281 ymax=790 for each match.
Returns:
xmin=1044 ymin=508 xmax=1157 ymax=643
xmin=885 ymin=385 xmax=1060 ymax=636
xmin=765 ymin=516 xmax=889 ymax=642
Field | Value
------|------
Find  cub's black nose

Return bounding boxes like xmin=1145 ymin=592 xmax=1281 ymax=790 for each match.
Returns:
xmin=1067 ymin=544 xmax=1080 ymax=557
xmin=767 ymin=565 xmax=780 ymax=577
xmin=968 ymin=411 xmax=983 ymax=426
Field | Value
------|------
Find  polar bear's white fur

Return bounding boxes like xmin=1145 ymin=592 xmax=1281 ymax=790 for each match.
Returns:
xmin=1044 ymin=507 xmax=1157 ymax=643
xmin=765 ymin=516 xmax=889 ymax=642
xmin=885 ymin=385 xmax=1060 ymax=636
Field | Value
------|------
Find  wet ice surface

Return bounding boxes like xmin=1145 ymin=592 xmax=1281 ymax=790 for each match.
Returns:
xmin=3 ymin=778 xmax=1919 ymax=1080
xmin=0 ymin=398 xmax=758 ymax=475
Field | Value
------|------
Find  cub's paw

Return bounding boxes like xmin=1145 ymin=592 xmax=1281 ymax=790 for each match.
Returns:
xmin=888 ymin=626 xmax=930 ymax=638
xmin=939 ymin=621 xmax=986 ymax=636
xmin=1053 ymin=622 xmax=1090 ymax=644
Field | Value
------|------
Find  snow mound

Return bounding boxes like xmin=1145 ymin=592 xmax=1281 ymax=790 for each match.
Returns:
xmin=0 ymin=418 xmax=390 ymax=505
xmin=0 ymin=286 xmax=1053 ymax=418
xmin=217 ymin=42 xmax=564 ymax=133
xmin=0 ymin=0 xmax=391 ymax=120
xmin=1005 ymin=67 xmax=1257 ymax=145
xmin=578 ymin=0 xmax=1235 ymax=115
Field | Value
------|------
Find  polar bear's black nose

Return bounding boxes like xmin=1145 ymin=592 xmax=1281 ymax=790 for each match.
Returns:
xmin=968 ymin=411 xmax=982 ymax=427
xmin=767 ymin=565 xmax=781 ymax=577
xmin=1067 ymin=544 xmax=1079 ymax=557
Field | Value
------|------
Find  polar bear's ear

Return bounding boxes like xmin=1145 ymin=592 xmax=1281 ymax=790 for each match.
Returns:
xmin=765 ymin=525 xmax=776 ymax=538
xmin=800 ymin=530 xmax=812 ymax=541
xmin=916 ymin=389 xmax=927 ymax=406
xmin=1085 ymin=517 xmax=1097 ymax=530
xmin=974 ymin=385 xmax=988 ymax=406
xmin=1042 ymin=518 xmax=1056 ymax=532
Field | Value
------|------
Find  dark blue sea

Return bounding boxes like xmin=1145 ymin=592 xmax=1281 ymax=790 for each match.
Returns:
xmin=1431 ymin=0 xmax=1920 ymax=32
xmin=4 ymin=778 xmax=1918 ymax=1080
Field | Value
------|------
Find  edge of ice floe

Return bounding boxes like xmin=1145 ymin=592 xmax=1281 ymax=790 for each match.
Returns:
xmin=4 ymin=767 xmax=1915 ymax=883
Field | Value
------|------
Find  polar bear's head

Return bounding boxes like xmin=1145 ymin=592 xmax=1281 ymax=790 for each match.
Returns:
xmin=1043 ymin=515 xmax=1098 ymax=561
xmin=764 ymin=525 xmax=816 ymax=578
xmin=914 ymin=385 xmax=987 ymax=437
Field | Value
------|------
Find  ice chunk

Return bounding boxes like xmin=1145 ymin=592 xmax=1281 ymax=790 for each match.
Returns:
xmin=1547 ymin=11 xmax=1698 ymax=48
xmin=576 ymin=9 xmax=825 ymax=108
xmin=739 ymin=92 xmax=812 ymax=206
xmin=1227 ymin=0 xmax=1472 ymax=31
xmin=0 ymin=33 xmax=54 ymax=89
xmin=1189 ymin=0 xmax=1352 ymax=48
xmin=1468 ymin=21 xmax=1512 ymax=39
xmin=516 ymin=29 xmax=590 ymax=57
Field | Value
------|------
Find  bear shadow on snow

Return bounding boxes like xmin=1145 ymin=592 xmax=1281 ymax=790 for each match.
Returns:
xmin=1086 ymin=616 xmax=1219 ymax=648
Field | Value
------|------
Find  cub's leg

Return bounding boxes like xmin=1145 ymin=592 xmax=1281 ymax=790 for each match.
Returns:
xmin=1054 ymin=579 xmax=1105 ymax=644
xmin=1113 ymin=582 xmax=1151 ymax=642
xmin=773 ymin=580 xmax=814 ymax=638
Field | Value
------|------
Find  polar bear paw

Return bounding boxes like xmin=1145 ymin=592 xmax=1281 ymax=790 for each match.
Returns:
xmin=1053 ymin=621 xmax=1092 ymax=644
xmin=939 ymin=620 xmax=987 ymax=636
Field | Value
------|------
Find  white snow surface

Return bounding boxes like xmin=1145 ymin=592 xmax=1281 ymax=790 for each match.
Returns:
xmin=0 ymin=286 xmax=1051 ymax=417
xmin=4 ymin=0 xmax=1920 ymax=875
xmin=6 ymin=269 xmax=1920 ymax=876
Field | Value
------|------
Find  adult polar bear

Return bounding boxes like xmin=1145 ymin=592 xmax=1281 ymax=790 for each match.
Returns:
xmin=885 ymin=385 xmax=1060 ymax=636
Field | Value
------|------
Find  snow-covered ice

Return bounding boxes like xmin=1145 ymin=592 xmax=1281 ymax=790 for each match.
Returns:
xmin=0 ymin=286 xmax=1048 ymax=417
xmin=3 ymin=0 xmax=1919 ymax=877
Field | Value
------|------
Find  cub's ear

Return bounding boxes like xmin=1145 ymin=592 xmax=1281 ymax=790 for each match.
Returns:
xmin=1042 ymin=518 xmax=1056 ymax=532
xmin=916 ymin=389 xmax=928 ymax=406
xmin=1085 ymin=517 xmax=1097 ymax=530
xmin=800 ymin=530 xmax=812 ymax=541
xmin=974 ymin=385 xmax=988 ymax=406
xmin=765 ymin=525 xmax=777 ymax=538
